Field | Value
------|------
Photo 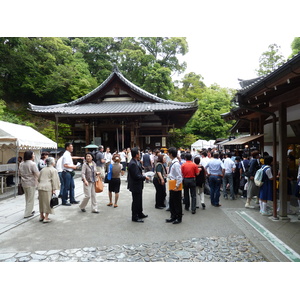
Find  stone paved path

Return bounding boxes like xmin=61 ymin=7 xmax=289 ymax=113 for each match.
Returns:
xmin=0 ymin=235 xmax=266 ymax=262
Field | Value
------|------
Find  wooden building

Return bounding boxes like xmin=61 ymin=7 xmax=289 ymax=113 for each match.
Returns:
xmin=222 ymin=52 xmax=300 ymax=219
xmin=29 ymin=66 xmax=198 ymax=153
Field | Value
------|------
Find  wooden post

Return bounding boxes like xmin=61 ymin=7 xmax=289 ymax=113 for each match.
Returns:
xmin=278 ymin=103 xmax=289 ymax=219
xmin=85 ymin=123 xmax=90 ymax=150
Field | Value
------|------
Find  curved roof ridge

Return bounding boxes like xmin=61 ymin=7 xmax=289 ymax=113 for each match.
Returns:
xmin=29 ymin=66 xmax=198 ymax=111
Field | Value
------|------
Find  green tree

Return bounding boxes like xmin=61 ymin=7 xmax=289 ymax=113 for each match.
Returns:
xmin=138 ymin=37 xmax=188 ymax=75
xmin=168 ymin=128 xmax=198 ymax=149
xmin=256 ymin=43 xmax=286 ymax=76
xmin=183 ymin=84 xmax=235 ymax=140
xmin=171 ymin=72 xmax=206 ymax=102
xmin=0 ymin=37 xmax=97 ymax=105
xmin=290 ymin=37 xmax=300 ymax=57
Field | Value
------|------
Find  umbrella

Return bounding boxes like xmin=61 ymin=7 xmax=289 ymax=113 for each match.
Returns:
xmin=84 ymin=144 xmax=98 ymax=149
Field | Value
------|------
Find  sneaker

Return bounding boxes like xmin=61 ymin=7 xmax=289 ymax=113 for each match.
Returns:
xmin=245 ymin=203 xmax=254 ymax=209
xmin=261 ymin=211 xmax=272 ymax=216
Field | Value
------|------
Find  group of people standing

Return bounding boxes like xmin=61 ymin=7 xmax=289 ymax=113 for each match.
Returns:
xmin=17 ymin=142 xmax=300 ymax=225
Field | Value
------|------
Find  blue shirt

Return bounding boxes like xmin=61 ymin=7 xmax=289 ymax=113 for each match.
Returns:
xmin=206 ymin=158 xmax=224 ymax=176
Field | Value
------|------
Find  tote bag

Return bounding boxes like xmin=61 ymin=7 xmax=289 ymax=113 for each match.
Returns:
xmin=95 ymin=176 xmax=104 ymax=193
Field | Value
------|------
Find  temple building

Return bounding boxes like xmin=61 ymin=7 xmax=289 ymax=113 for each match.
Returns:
xmin=29 ymin=66 xmax=198 ymax=153
xmin=221 ymin=52 xmax=300 ymax=219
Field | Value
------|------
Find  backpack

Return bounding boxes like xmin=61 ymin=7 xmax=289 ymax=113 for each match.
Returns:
xmin=107 ymin=163 xmax=113 ymax=181
xmin=254 ymin=166 xmax=269 ymax=187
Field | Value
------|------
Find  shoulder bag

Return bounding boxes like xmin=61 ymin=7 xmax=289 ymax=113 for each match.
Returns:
xmin=95 ymin=175 xmax=104 ymax=193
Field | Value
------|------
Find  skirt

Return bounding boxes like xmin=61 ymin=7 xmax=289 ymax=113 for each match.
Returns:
xmin=38 ymin=190 xmax=54 ymax=214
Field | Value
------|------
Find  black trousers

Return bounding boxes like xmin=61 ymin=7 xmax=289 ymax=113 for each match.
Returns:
xmin=153 ymin=177 xmax=166 ymax=207
xmin=169 ymin=190 xmax=183 ymax=221
xmin=183 ymin=178 xmax=196 ymax=211
xmin=131 ymin=191 xmax=143 ymax=219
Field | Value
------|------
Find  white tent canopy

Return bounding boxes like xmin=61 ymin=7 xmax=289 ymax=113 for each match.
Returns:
xmin=0 ymin=120 xmax=57 ymax=150
xmin=0 ymin=120 xmax=57 ymax=165
xmin=191 ymin=139 xmax=215 ymax=150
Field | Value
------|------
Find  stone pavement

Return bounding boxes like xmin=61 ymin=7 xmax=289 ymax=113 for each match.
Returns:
xmin=0 ymin=172 xmax=299 ymax=262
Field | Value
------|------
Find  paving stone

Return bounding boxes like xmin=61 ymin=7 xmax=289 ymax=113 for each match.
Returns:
xmin=0 ymin=253 xmax=16 ymax=260
xmin=0 ymin=234 xmax=267 ymax=262
xmin=30 ymin=254 xmax=47 ymax=261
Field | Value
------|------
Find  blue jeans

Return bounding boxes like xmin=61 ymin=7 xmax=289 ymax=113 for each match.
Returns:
xmin=223 ymin=173 xmax=235 ymax=199
xmin=58 ymin=172 xmax=64 ymax=197
xmin=62 ymin=171 xmax=75 ymax=204
xmin=209 ymin=175 xmax=222 ymax=206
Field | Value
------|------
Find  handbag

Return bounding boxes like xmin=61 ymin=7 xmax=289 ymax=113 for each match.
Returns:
xmin=18 ymin=183 xmax=24 ymax=195
xmin=95 ymin=176 xmax=104 ymax=193
xmin=50 ymin=193 xmax=59 ymax=208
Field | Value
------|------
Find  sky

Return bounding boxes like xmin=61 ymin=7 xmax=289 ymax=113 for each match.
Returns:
xmin=2 ymin=1 xmax=299 ymax=91
xmin=182 ymin=34 xmax=297 ymax=89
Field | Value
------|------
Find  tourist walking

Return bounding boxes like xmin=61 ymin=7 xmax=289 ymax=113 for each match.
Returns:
xmin=181 ymin=152 xmax=199 ymax=214
xmin=166 ymin=147 xmax=183 ymax=224
xmin=205 ymin=152 xmax=225 ymax=207
xmin=127 ymin=147 xmax=149 ymax=223
xmin=37 ymin=157 xmax=60 ymax=223
xmin=222 ymin=152 xmax=236 ymax=200
xmin=194 ymin=156 xmax=206 ymax=209
xmin=258 ymin=156 xmax=273 ymax=216
xmin=19 ymin=151 xmax=40 ymax=218
xmin=80 ymin=152 xmax=100 ymax=213
xmin=107 ymin=154 xmax=122 ymax=208
xmin=153 ymin=154 xmax=167 ymax=209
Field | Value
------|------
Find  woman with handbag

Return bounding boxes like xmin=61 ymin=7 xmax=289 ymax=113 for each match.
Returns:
xmin=19 ymin=151 xmax=40 ymax=218
xmin=153 ymin=154 xmax=167 ymax=209
xmin=37 ymin=157 xmax=60 ymax=223
xmin=79 ymin=152 xmax=100 ymax=213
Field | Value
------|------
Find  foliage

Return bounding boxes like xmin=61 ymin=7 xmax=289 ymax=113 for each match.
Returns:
xmin=184 ymin=84 xmax=235 ymax=140
xmin=168 ymin=128 xmax=198 ymax=149
xmin=290 ymin=37 xmax=300 ymax=57
xmin=171 ymin=72 xmax=206 ymax=102
xmin=0 ymin=37 xmax=98 ymax=105
xmin=255 ymin=43 xmax=286 ymax=76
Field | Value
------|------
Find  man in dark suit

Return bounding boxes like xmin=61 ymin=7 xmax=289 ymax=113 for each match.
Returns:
xmin=127 ymin=147 xmax=149 ymax=223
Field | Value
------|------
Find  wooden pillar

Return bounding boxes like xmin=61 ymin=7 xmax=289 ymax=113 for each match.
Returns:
xmin=278 ymin=104 xmax=289 ymax=219
xmin=85 ymin=123 xmax=90 ymax=150
xmin=130 ymin=126 xmax=135 ymax=148
xmin=55 ymin=115 xmax=59 ymax=159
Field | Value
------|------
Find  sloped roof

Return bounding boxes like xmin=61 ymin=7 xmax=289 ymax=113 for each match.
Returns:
xmin=29 ymin=66 xmax=198 ymax=115
xmin=0 ymin=121 xmax=57 ymax=149
xmin=237 ymin=51 xmax=300 ymax=95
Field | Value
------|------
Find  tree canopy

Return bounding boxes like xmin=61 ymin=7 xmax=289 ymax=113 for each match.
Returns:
xmin=255 ymin=43 xmax=286 ymax=76
xmin=2 ymin=36 xmax=295 ymax=148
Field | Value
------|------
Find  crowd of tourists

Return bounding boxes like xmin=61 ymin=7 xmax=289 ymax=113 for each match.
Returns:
xmin=18 ymin=143 xmax=300 ymax=224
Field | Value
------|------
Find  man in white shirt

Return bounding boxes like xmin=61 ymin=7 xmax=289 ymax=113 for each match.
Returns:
xmin=56 ymin=150 xmax=65 ymax=198
xmin=222 ymin=152 xmax=236 ymax=200
xmin=119 ymin=148 xmax=127 ymax=176
xmin=61 ymin=143 xmax=82 ymax=206
xmin=166 ymin=147 xmax=183 ymax=224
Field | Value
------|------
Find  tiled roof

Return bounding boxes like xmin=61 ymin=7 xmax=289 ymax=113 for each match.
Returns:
xmin=237 ymin=51 xmax=300 ymax=94
xmin=29 ymin=101 xmax=197 ymax=115
xmin=29 ymin=65 xmax=197 ymax=113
